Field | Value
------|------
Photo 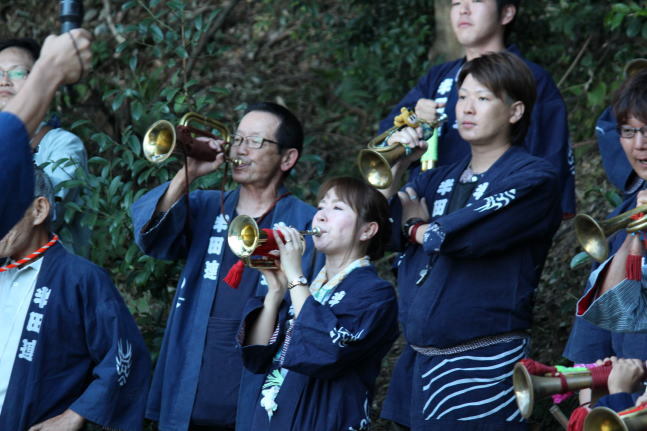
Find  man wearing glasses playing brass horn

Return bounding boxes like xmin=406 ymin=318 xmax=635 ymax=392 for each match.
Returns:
xmin=131 ymin=102 xmax=320 ymax=431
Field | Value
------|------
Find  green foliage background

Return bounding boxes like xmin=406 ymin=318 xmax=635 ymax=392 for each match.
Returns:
xmin=2 ymin=1 xmax=646 ymax=429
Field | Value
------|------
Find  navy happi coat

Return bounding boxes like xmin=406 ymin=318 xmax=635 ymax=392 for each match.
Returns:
xmin=382 ymin=146 xmax=561 ymax=428
xmin=379 ymin=46 xmax=574 ymax=216
xmin=0 ymin=112 xmax=33 ymax=238
xmin=0 ymin=243 xmax=151 ymax=431
xmin=132 ymin=183 xmax=320 ymax=431
xmin=236 ymin=265 xmax=399 ymax=431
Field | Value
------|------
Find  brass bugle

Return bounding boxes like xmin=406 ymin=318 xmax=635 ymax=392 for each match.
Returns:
xmin=227 ymin=215 xmax=321 ymax=269
xmin=584 ymin=405 xmax=647 ymax=431
xmin=574 ymin=204 xmax=647 ymax=263
xmin=358 ymin=111 xmax=447 ymax=189
xmin=513 ymin=362 xmax=604 ymax=419
xmin=143 ymin=112 xmax=242 ymax=166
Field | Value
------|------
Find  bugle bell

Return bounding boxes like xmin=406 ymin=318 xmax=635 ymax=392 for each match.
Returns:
xmin=358 ymin=108 xmax=447 ymax=189
xmin=584 ymin=405 xmax=647 ymax=431
xmin=513 ymin=362 xmax=608 ymax=419
xmin=227 ymin=215 xmax=321 ymax=269
xmin=574 ymin=205 xmax=647 ymax=262
xmin=143 ymin=112 xmax=241 ymax=166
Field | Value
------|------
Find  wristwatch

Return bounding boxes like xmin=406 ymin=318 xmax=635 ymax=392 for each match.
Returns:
xmin=287 ymin=275 xmax=308 ymax=290
xmin=402 ymin=217 xmax=425 ymax=238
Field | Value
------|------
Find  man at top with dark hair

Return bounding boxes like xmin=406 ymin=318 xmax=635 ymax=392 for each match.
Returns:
xmin=0 ymin=37 xmax=89 ymax=255
xmin=379 ymin=2 xmax=570 ymax=429
xmin=0 ymin=30 xmax=91 ymax=240
xmin=381 ymin=51 xmax=561 ymax=430
xmin=132 ymin=102 xmax=322 ymax=431
xmin=378 ymin=0 xmax=573 ymax=216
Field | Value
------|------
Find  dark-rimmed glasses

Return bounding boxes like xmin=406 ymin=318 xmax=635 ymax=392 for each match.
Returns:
xmin=618 ymin=125 xmax=647 ymax=139
xmin=231 ymin=133 xmax=279 ymax=149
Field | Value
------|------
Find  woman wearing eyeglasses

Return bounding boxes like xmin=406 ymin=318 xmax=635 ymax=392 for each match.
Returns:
xmin=235 ymin=177 xmax=399 ymax=431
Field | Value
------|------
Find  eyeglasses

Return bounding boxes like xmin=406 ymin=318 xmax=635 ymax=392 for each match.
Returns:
xmin=0 ymin=68 xmax=29 ymax=81
xmin=231 ymin=133 xmax=279 ymax=149
xmin=618 ymin=125 xmax=647 ymax=139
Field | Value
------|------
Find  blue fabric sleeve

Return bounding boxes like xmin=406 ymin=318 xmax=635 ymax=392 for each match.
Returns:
xmin=131 ymin=183 xmax=211 ymax=260
xmin=69 ymin=269 xmax=151 ymax=431
xmin=594 ymin=393 xmax=635 ymax=412
xmin=281 ymin=279 xmax=398 ymax=379
xmin=596 ymin=107 xmax=634 ymax=193
xmin=562 ymin=316 xmax=614 ymax=363
xmin=578 ymin=278 xmax=647 ymax=333
xmin=524 ymin=78 xmax=574 ymax=215
xmin=422 ymin=165 xmax=560 ymax=257
xmin=238 ymin=296 xmax=288 ymax=374
xmin=0 ymin=112 xmax=32 ymax=239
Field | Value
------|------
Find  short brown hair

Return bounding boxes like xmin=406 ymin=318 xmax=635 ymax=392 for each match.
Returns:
xmin=316 ymin=177 xmax=390 ymax=260
xmin=458 ymin=51 xmax=536 ymax=146
xmin=613 ymin=69 xmax=647 ymax=126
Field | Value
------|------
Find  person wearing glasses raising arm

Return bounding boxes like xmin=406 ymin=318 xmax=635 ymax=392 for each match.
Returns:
xmin=0 ymin=30 xmax=91 ymax=240
xmin=571 ymin=70 xmax=647 ymax=332
xmin=131 ymin=102 xmax=321 ymax=431
xmin=0 ymin=38 xmax=88 ymax=256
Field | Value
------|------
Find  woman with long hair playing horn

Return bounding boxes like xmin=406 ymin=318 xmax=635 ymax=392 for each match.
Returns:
xmin=235 ymin=177 xmax=399 ymax=431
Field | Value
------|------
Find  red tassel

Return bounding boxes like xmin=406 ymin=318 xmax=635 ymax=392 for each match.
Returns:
xmin=519 ymin=358 xmax=557 ymax=376
xmin=224 ymin=260 xmax=245 ymax=289
xmin=567 ymin=406 xmax=589 ymax=431
xmin=626 ymin=254 xmax=642 ymax=281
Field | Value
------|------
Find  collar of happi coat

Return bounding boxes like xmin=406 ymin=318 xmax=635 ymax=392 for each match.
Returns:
xmin=309 ymin=256 xmax=370 ymax=305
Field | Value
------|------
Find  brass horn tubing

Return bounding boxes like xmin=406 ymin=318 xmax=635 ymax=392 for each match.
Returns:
xmin=514 ymin=363 xmax=594 ymax=419
xmin=143 ymin=119 xmax=178 ymax=164
xmin=583 ymin=406 xmax=638 ymax=431
xmin=599 ymin=204 xmax=647 ymax=236
xmin=227 ymin=215 xmax=321 ymax=261
xmin=358 ymin=145 xmax=408 ymax=189
xmin=574 ymin=204 xmax=647 ymax=262
xmin=178 ymin=112 xmax=230 ymax=143
xmin=178 ymin=112 xmax=244 ymax=166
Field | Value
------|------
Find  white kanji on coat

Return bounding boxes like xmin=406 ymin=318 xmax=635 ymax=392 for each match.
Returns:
xmin=437 ymin=179 xmax=454 ymax=196
xmin=437 ymin=78 xmax=453 ymax=95
xmin=329 ymin=327 xmax=365 ymax=348
xmin=472 ymin=182 xmax=489 ymax=200
xmin=432 ymin=199 xmax=448 ymax=217
xmin=474 ymin=189 xmax=517 ymax=213
xmin=203 ymin=260 xmax=220 ymax=280
xmin=213 ymin=214 xmax=228 ymax=233
xmin=33 ymin=286 xmax=51 ymax=309
xmin=26 ymin=312 xmax=43 ymax=333
xmin=116 ymin=339 xmax=133 ymax=386
xmin=18 ymin=339 xmax=37 ymax=362
xmin=435 ymin=97 xmax=448 ymax=115
xmin=208 ymin=236 xmax=224 ymax=255
xmin=328 ymin=291 xmax=346 ymax=307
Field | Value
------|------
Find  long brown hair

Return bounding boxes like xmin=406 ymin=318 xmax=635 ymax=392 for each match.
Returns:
xmin=316 ymin=177 xmax=390 ymax=260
